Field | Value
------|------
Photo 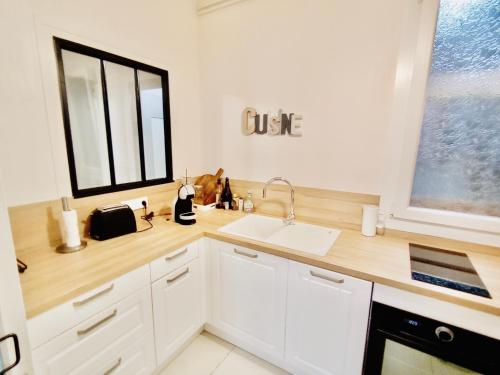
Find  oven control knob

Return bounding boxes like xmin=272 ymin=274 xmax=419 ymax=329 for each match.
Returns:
xmin=435 ymin=326 xmax=454 ymax=342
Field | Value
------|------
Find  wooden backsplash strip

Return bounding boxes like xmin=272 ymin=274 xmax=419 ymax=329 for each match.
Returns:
xmin=8 ymin=178 xmax=379 ymax=253
xmin=9 ymin=182 xmax=178 ymax=252
xmin=230 ymin=179 xmax=379 ymax=230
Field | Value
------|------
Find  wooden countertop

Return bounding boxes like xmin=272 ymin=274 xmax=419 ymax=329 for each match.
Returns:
xmin=17 ymin=209 xmax=500 ymax=319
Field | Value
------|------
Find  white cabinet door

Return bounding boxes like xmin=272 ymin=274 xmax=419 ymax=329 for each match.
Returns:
xmin=152 ymin=258 xmax=202 ymax=366
xmin=210 ymin=241 xmax=288 ymax=363
xmin=285 ymin=261 xmax=372 ymax=375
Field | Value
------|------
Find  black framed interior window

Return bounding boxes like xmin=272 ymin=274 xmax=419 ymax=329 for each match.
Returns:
xmin=54 ymin=37 xmax=173 ymax=198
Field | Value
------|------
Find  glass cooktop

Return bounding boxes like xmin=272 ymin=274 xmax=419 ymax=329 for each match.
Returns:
xmin=409 ymin=243 xmax=491 ymax=298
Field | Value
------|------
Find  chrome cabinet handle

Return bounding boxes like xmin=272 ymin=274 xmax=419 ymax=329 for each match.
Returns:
xmin=77 ymin=309 xmax=117 ymax=336
xmin=234 ymin=249 xmax=258 ymax=258
xmin=165 ymin=248 xmax=188 ymax=261
xmin=103 ymin=358 xmax=122 ymax=375
xmin=167 ymin=268 xmax=189 ymax=283
xmin=310 ymin=270 xmax=344 ymax=284
xmin=73 ymin=284 xmax=114 ymax=307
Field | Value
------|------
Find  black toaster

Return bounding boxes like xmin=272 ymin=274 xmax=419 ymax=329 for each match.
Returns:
xmin=89 ymin=204 xmax=137 ymax=241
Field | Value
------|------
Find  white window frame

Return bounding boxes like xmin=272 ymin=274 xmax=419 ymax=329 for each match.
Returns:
xmin=380 ymin=0 xmax=500 ymax=245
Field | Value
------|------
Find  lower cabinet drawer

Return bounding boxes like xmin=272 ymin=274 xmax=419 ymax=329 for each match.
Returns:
xmin=150 ymin=241 xmax=199 ymax=282
xmin=32 ymin=287 xmax=154 ymax=375
xmin=28 ymin=265 xmax=151 ymax=349
xmin=69 ymin=331 xmax=155 ymax=375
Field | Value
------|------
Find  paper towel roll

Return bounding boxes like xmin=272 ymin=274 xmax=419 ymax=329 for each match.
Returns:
xmin=60 ymin=209 xmax=81 ymax=247
xmin=361 ymin=205 xmax=379 ymax=237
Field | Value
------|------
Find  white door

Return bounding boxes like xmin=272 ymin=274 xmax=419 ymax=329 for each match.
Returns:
xmin=0 ymin=174 xmax=32 ymax=374
xmin=285 ymin=261 xmax=372 ymax=375
xmin=210 ymin=241 xmax=288 ymax=363
xmin=152 ymin=258 xmax=202 ymax=366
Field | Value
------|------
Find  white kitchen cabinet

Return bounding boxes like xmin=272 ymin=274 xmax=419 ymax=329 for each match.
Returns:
xmin=32 ymin=287 xmax=155 ymax=375
xmin=208 ymin=240 xmax=288 ymax=364
xmin=152 ymin=258 xmax=203 ymax=366
xmin=29 ymin=235 xmax=375 ymax=375
xmin=285 ymin=261 xmax=372 ymax=375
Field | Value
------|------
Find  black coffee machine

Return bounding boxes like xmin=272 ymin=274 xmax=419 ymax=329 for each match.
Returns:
xmin=174 ymin=183 xmax=196 ymax=225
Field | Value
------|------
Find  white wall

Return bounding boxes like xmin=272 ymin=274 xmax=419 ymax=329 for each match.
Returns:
xmin=0 ymin=0 xmax=412 ymax=205
xmin=0 ymin=0 xmax=203 ymax=206
xmin=198 ymin=0 xmax=407 ymax=195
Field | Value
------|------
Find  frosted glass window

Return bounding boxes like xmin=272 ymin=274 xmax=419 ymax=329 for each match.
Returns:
xmin=410 ymin=0 xmax=500 ymax=217
xmin=62 ymin=50 xmax=111 ymax=190
xmin=138 ymin=70 xmax=167 ymax=180
xmin=104 ymin=61 xmax=142 ymax=184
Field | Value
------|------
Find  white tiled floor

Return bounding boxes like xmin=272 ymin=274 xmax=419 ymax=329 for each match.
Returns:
xmin=159 ymin=331 xmax=289 ymax=375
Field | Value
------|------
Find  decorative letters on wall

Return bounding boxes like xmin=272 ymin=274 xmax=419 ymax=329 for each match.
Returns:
xmin=242 ymin=107 xmax=303 ymax=136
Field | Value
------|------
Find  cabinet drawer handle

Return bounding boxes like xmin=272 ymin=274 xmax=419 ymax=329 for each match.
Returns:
xmin=103 ymin=358 xmax=122 ymax=375
xmin=167 ymin=267 xmax=189 ymax=283
xmin=77 ymin=309 xmax=117 ymax=336
xmin=234 ymin=249 xmax=258 ymax=258
xmin=73 ymin=284 xmax=114 ymax=307
xmin=310 ymin=270 xmax=344 ymax=284
xmin=165 ymin=248 xmax=188 ymax=261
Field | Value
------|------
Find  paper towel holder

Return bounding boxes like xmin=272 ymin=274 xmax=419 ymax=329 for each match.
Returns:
xmin=56 ymin=197 xmax=87 ymax=254
xmin=56 ymin=240 xmax=87 ymax=254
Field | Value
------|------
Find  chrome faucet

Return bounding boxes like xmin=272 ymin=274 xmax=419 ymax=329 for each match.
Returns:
xmin=262 ymin=177 xmax=296 ymax=225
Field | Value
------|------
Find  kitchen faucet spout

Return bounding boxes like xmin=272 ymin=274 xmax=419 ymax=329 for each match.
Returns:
xmin=262 ymin=177 xmax=295 ymax=225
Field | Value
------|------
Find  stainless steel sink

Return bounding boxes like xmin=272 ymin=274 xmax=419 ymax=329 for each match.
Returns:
xmin=218 ymin=214 xmax=341 ymax=256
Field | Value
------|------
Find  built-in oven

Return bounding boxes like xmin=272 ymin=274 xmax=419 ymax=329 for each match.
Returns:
xmin=364 ymin=302 xmax=500 ymax=375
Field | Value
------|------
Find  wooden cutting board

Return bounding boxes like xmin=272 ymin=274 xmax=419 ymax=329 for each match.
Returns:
xmin=195 ymin=168 xmax=224 ymax=205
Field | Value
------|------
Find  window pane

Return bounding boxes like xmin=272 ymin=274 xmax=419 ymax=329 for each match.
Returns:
xmin=104 ymin=61 xmax=142 ymax=184
xmin=138 ymin=70 xmax=167 ymax=180
xmin=410 ymin=0 xmax=500 ymax=217
xmin=62 ymin=50 xmax=111 ymax=190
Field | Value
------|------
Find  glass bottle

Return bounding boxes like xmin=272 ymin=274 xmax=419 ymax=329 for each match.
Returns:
xmin=215 ymin=178 xmax=223 ymax=209
xmin=222 ymin=177 xmax=233 ymax=210
xmin=244 ymin=192 xmax=254 ymax=213
xmin=232 ymin=194 xmax=239 ymax=211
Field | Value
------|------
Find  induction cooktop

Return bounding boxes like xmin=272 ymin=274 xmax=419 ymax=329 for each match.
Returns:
xmin=409 ymin=243 xmax=491 ymax=298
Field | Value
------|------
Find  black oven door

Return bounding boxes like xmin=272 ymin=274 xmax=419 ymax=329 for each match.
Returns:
xmin=363 ymin=302 xmax=499 ymax=375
